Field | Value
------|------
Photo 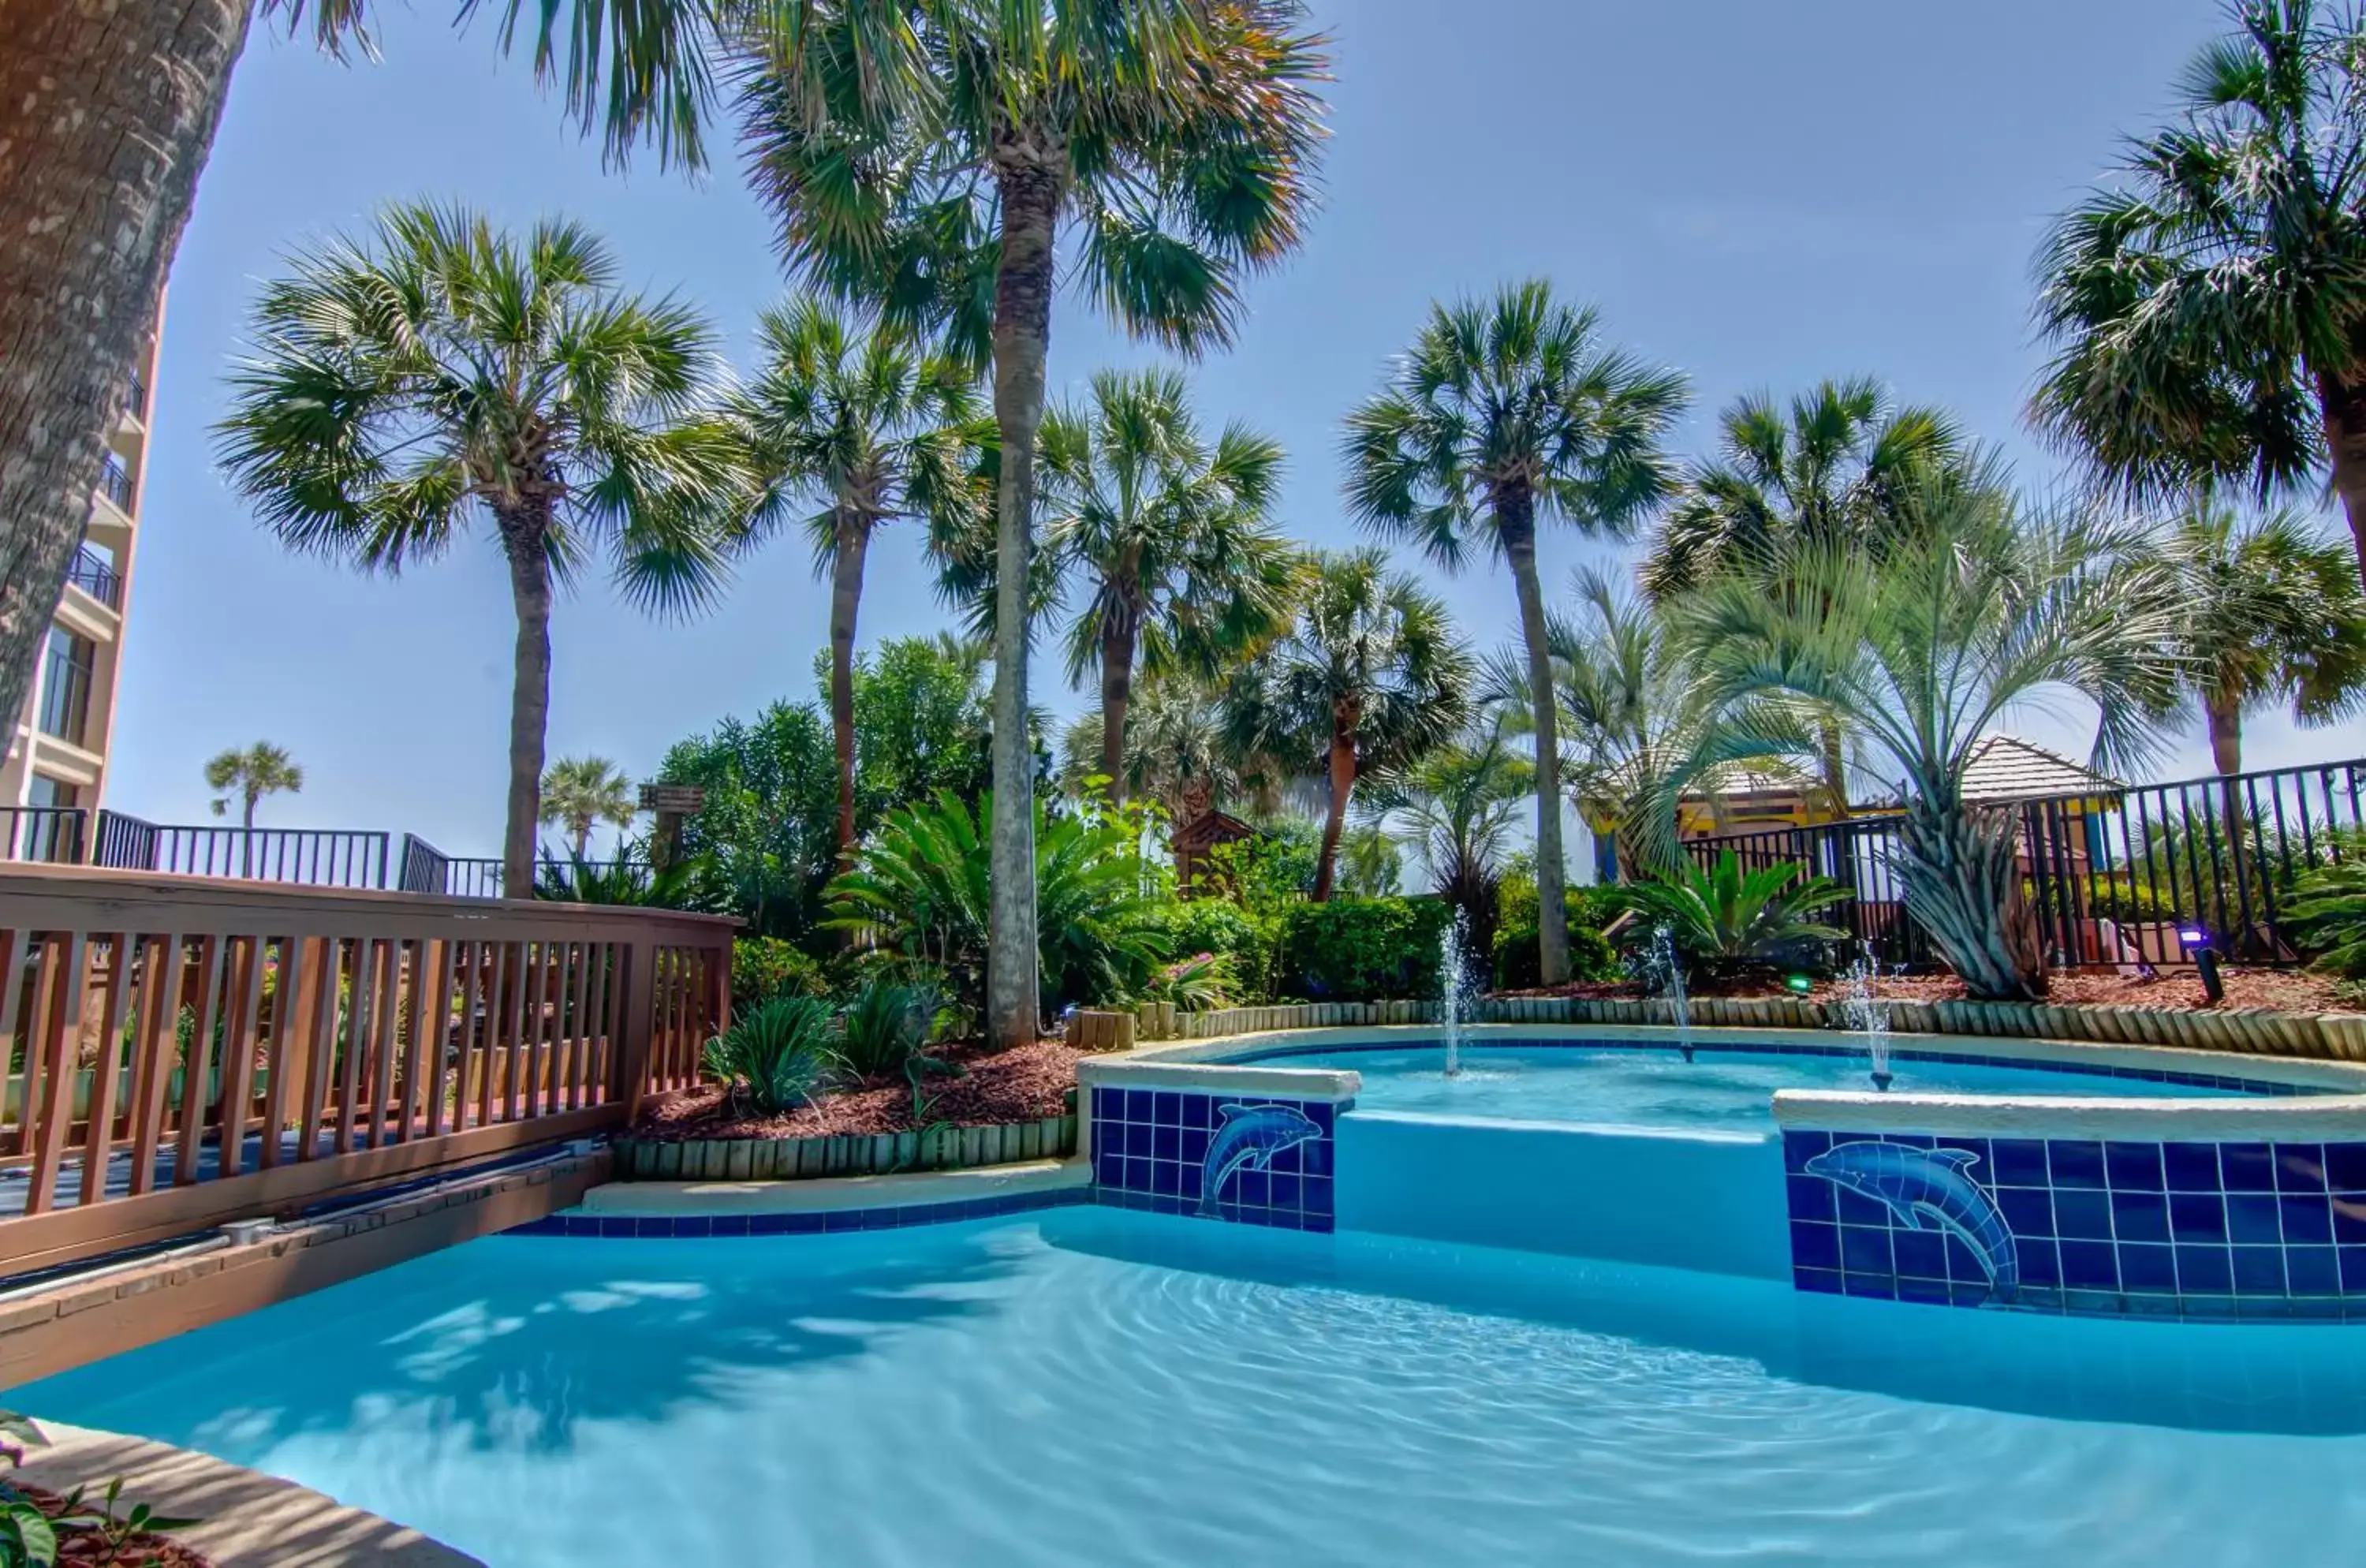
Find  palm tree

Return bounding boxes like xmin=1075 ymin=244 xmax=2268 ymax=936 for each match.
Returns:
xmin=205 ymin=741 xmax=303 ymax=876
xmin=2032 ymin=0 xmax=2366 ymax=590
xmin=739 ymin=0 xmax=1328 ymax=1047
xmin=1360 ymin=719 xmax=1529 ymax=960
xmin=737 ymin=296 xmax=986 ymax=853
xmin=540 ymin=755 xmax=638 ymax=860
xmin=1344 ymin=281 xmax=1687 ymax=983
xmin=1673 ymin=476 xmax=2185 ymax=1001
xmin=1224 ymin=549 xmax=1472 ymax=901
xmin=1058 ymin=676 xmax=1242 ymax=816
xmin=1038 ymin=369 xmax=1297 ymax=803
xmin=216 ymin=203 xmax=742 ymax=896
xmin=0 ymin=1 xmax=747 ymax=756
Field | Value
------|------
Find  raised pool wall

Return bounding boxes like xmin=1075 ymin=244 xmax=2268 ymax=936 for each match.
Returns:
xmin=1078 ymin=1020 xmax=2366 ymax=1322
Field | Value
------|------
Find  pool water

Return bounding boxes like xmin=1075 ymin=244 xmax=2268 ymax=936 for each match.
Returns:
xmin=1252 ymin=1044 xmax=2250 ymax=1130
xmin=25 ymin=1210 xmax=2366 ymax=1566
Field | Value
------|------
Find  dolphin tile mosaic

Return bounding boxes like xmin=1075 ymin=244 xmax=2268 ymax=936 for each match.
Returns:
xmin=1785 ymin=1129 xmax=2366 ymax=1320
xmin=1090 ymin=1086 xmax=1338 ymax=1231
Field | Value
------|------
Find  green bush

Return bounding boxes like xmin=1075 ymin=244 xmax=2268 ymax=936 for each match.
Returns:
xmin=1154 ymin=898 xmax=1281 ymax=1004
xmin=2290 ymin=860 xmax=2366 ymax=979
xmin=703 ymin=995 xmax=834 ymax=1115
xmin=835 ymin=976 xmax=938 ymax=1079
xmin=1493 ymin=918 xmax=1621 ymax=990
xmin=1614 ymin=850 xmax=1848 ymax=980
xmin=732 ymin=936 xmax=830 ymax=1008
xmin=1279 ymin=897 xmax=1454 ymax=1002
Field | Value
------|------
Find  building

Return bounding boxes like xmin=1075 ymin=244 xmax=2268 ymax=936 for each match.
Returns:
xmin=0 ymin=318 xmax=160 ymax=863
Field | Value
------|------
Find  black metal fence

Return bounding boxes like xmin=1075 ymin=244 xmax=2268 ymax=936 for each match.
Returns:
xmin=396 ymin=834 xmax=509 ymax=898
xmin=1684 ymin=757 xmax=2366 ymax=972
xmin=0 ymin=807 xmax=87 ymax=865
xmin=93 ymin=811 xmax=388 ymax=887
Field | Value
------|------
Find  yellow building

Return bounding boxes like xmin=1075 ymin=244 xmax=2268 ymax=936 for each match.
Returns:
xmin=0 ymin=323 xmax=159 ymax=862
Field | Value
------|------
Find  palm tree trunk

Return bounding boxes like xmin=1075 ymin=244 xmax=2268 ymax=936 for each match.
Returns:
xmin=1498 ymin=498 xmax=1569 ymax=984
xmin=498 ymin=511 xmax=556 ymax=899
xmin=828 ymin=510 xmax=871 ymax=855
xmin=2205 ymin=690 xmax=2259 ymax=954
xmin=2316 ymin=367 xmax=2366 ymax=593
xmin=1313 ymin=723 xmax=1356 ymax=902
xmin=1818 ymin=721 xmax=1851 ymax=819
xmin=983 ymin=144 xmax=1064 ymax=1048
xmin=1099 ymin=589 xmax=1139 ymax=805
xmin=241 ymin=792 xmax=256 ymax=879
xmin=572 ymin=823 xmax=591 ymax=861
xmin=0 ymin=1 xmax=250 ymax=742
xmin=1898 ymin=794 xmax=2044 ymax=1000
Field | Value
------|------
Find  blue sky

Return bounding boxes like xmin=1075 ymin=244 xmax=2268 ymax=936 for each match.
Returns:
xmin=112 ymin=0 xmax=2362 ymax=852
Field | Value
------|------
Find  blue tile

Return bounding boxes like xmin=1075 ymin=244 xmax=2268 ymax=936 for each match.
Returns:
xmin=2053 ymin=1188 xmax=2114 ymax=1241
xmin=1183 ymin=1096 xmax=1213 ymax=1130
xmin=2286 ymin=1245 xmax=2341 ymax=1295
xmin=2341 ymin=1247 xmax=2366 ymax=1293
xmin=1891 ymin=1229 xmax=1948 ymax=1281
xmin=2170 ymin=1191 xmax=2228 ymax=1243
xmin=2105 ymin=1142 xmax=2165 ymax=1191
xmin=1234 ymin=1170 xmax=1270 ymax=1209
xmin=672 ymin=1215 xmax=713 ymax=1238
xmin=1897 ymin=1275 xmax=1954 ymax=1305
xmin=1102 ymin=1122 xmax=1129 ymax=1158
xmin=1998 ymin=1185 xmax=2054 ymax=1238
xmin=2334 ymin=1195 xmax=2366 ymax=1245
xmin=2117 ymin=1241 xmax=2177 ymax=1292
xmin=1790 ymin=1221 xmax=1841 ymax=1271
xmin=2275 ymin=1144 xmax=2328 ymax=1193
xmin=2162 ymin=1143 xmax=2221 ymax=1192
xmin=2282 ymin=1193 xmax=2334 ymax=1245
xmin=2048 ymin=1141 xmax=2107 ymax=1189
xmin=1842 ymin=1273 xmax=1898 ymax=1301
xmin=1300 ymin=1138 xmax=1333 ymax=1178
xmin=2059 ymin=1241 xmax=2119 ymax=1290
xmin=1797 ymin=1266 xmax=1845 ymax=1295
xmin=2018 ymin=1238 xmax=2062 ymax=1288
xmin=2224 ymin=1193 xmax=2283 ymax=1245
xmin=2325 ymin=1143 xmax=2366 ymax=1192
xmin=1151 ymin=1124 xmax=1180 ymax=1162
xmin=1942 ymin=1235 xmax=1983 ymax=1282
xmin=2175 ymin=1244 xmax=2234 ymax=1295
xmin=1150 ymin=1159 xmax=1181 ymax=1197
xmin=1834 ymin=1188 xmax=1890 ymax=1227
xmin=2220 ymin=1143 xmax=2278 ymax=1192
xmin=1122 ymin=1156 xmax=1151 ymax=1192
xmin=1094 ymin=1149 xmax=1123 ymax=1186
xmin=1840 ymin=1226 xmax=1894 ymax=1275
xmin=1787 ymin=1174 xmax=1837 ymax=1222
xmin=1149 ymin=1090 xmax=1177 ymax=1126
xmin=2109 ymin=1190 xmax=2170 ymax=1244
xmin=1989 ymin=1138 xmax=2049 ymax=1187
xmin=2231 ymin=1246 xmax=2287 ymax=1295
xmin=1783 ymin=1129 xmax=1832 ymax=1173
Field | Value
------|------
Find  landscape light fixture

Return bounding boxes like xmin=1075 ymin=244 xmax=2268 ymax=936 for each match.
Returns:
xmin=2178 ymin=925 xmax=2226 ymax=1005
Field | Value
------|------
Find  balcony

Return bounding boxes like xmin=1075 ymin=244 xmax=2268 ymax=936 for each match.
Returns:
xmin=125 ymin=370 xmax=148 ymax=424
xmin=63 ymin=545 xmax=122 ymax=612
xmin=97 ymin=453 xmax=134 ymax=513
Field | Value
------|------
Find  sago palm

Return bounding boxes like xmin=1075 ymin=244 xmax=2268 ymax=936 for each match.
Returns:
xmin=1673 ymin=477 xmax=2185 ymax=1000
xmin=1038 ymin=368 xmax=1297 ymax=802
xmin=1344 ymin=280 xmax=1686 ymax=983
xmin=216 ymin=203 xmax=743 ymax=894
xmin=1224 ymin=549 xmax=1473 ymax=901
xmin=739 ymin=0 xmax=1328 ymax=1047
xmin=539 ymin=755 xmax=638 ymax=859
xmin=1617 ymin=851 xmax=1850 ymax=982
xmin=736 ymin=296 xmax=987 ymax=853
xmin=2032 ymin=0 xmax=2366 ymax=588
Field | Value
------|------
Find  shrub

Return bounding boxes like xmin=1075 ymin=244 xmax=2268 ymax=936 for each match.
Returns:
xmin=732 ymin=936 xmax=830 ymax=1009
xmin=1614 ymin=850 xmax=1849 ymax=980
xmin=1145 ymin=951 xmax=1236 ymax=1012
xmin=1493 ymin=918 xmax=1621 ymax=990
xmin=1279 ymin=897 xmax=1454 ymax=1002
xmin=2289 ymin=860 xmax=2366 ymax=979
xmin=1154 ymin=898 xmax=1280 ymax=1003
xmin=836 ymin=977 xmax=938 ymax=1080
xmin=703 ymin=995 xmax=834 ymax=1115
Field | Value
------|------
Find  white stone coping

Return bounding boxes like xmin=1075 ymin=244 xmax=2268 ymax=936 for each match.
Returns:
xmin=1073 ymin=1057 xmax=1363 ymax=1102
xmin=1770 ymin=1090 xmax=2366 ymax=1143
xmin=580 ymin=1156 xmax=1091 ymax=1215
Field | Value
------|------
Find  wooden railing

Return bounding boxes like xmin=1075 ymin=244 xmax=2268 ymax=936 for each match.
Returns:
xmin=0 ymin=866 xmax=731 ymax=1275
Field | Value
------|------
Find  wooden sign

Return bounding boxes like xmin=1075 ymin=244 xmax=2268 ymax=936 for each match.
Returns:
xmin=638 ymin=784 xmax=706 ymax=814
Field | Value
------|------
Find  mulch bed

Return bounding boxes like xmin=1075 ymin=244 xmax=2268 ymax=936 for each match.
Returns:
xmin=635 ymin=1037 xmax=1081 ymax=1143
xmin=1504 ymin=967 xmax=2355 ymax=1014
xmin=6 ymin=1481 xmax=207 ymax=1567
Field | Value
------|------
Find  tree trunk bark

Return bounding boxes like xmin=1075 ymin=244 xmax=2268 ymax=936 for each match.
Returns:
xmin=1898 ymin=794 xmax=2045 ymax=1000
xmin=827 ymin=509 xmax=871 ymax=855
xmin=2316 ymin=367 xmax=2366 ymax=594
xmin=2205 ymin=689 xmax=2260 ymax=954
xmin=1099 ymin=581 xmax=1138 ymax=805
xmin=0 ymin=1 xmax=252 ymax=746
xmin=983 ymin=147 xmax=1064 ymax=1048
xmin=1499 ymin=495 xmax=1569 ymax=984
xmin=1818 ymin=721 xmax=1851 ymax=819
xmin=572 ymin=823 xmax=591 ymax=861
xmin=241 ymin=793 xmax=255 ymax=878
xmin=498 ymin=511 xmax=556 ymax=900
xmin=1313 ymin=722 xmax=1356 ymax=902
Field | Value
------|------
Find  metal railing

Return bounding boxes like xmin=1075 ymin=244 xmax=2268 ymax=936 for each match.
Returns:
xmin=0 ymin=808 xmax=87 ymax=866
xmin=63 ymin=547 xmax=122 ymax=613
xmin=95 ymin=454 xmax=133 ymax=513
xmin=93 ymin=812 xmax=389 ymax=888
xmin=1683 ymin=757 xmax=2366 ymax=971
xmin=124 ymin=371 xmax=147 ymax=424
xmin=0 ymin=865 xmax=732 ymax=1272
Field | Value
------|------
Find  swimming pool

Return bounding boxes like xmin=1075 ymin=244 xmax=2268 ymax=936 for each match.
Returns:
xmin=1240 ymin=1041 xmax=2256 ymax=1130
xmin=25 ymin=1208 xmax=2366 ymax=1566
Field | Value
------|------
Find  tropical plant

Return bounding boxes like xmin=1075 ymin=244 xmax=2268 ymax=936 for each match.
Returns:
xmin=203 ymin=740 xmax=303 ymax=863
xmin=1278 ymin=896 xmax=1454 ymax=1002
xmin=539 ymin=756 xmax=637 ymax=860
xmin=1029 ymin=369 xmax=1298 ymax=801
xmin=1360 ymin=720 xmax=1532 ymax=964
xmin=2 ymin=1 xmax=733 ymax=749
xmin=1344 ymin=280 xmax=1687 ymax=983
xmin=827 ymin=790 xmax=1171 ymax=1031
xmin=836 ymin=976 xmax=939 ymax=1080
xmin=737 ymin=297 xmax=986 ymax=853
xmin=57 ymin=1476 xmax=199 ymax=1567
xmin=2032 ymin=0 xmax=2366 ymax=588
xmin=732 ymin=935 xmax=832 ymax=1009
xmin=1673 ymin=476 xmax=2184 ymax=999
xmin=2289 ymin=858 xmax=2366 ymax=978
xmin=217 ymin=203 xmax=743 ymax=894
xmin=1614 ymin=850 xmax=1850 ymax=980
xmin=657 ymin=700 xmax=841 ymax=940
xmin=703 ymin=995 xmax=835 ymax=1117
xmin=1334 ymin=823 xmax=1405 ymax=899
xmin=1224 ymin=550 xmax=1473 ymax=902
xmin=533 ymin=851 xmax=697 ymax=909
xmin=739 ymin=0 xmax=1328 ymax=1049
xmin=844 ymin=635 xmax=995 ymax=823
xmin=1058 ymin=676 xmax=1248 ymax=819
xmin=1144 ymin=950 xmax=1236 ymax=1012
xmin=1154 ymin=896 xmax=1280 ymax=1005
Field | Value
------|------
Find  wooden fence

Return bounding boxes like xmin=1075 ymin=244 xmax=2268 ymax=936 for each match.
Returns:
xmin=0 ymin=866 xmax=732 ymax=1275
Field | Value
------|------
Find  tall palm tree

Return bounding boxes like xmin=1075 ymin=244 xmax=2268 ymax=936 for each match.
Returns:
xmin=1343 ymin=281 xmax=1687 ymax=983
xmin=1039 ymin=368 xmax=1297 ymax=801
xmin=540 ymin=755 xmax=638 ymax=860
xmin=2032 ymin=0 xmax=2366 ymax=590
xmin=1640 ymin=379 xmax=1980 ymax=812
xmin=1224 ymin=549 xmax=1472 ymax=901
xmin=1360 ymin=719 xmax=1529 ymax=959
xmin=216 ymin=203 xmax=742 ymax=895
xmin=0 ymin=0 xmax=747 ymax=752
xmin=2163 ymin=502 xmax=2366 ymax=779
xmin=1058 ymin=676 xmax=1242 ymax=817
xmin=737 ymin=296 xmax=986 ymax=853
xmin=1674 ymin=476 xmax=2185 ymax=1001
xmin=205 ymin=741 xmax=304 ymax=876
xmin=739 ymin=0 xmax=1328 ymax=1047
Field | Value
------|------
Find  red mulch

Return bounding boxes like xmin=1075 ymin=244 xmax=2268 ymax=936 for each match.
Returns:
xmin=635 ymin=1037 xmax=1082 ymax=1142
xmin=9 ymin=1481 xmax=208 ymax=1567
xmin=1503 ymin=967 xmax=2356 ymax=1014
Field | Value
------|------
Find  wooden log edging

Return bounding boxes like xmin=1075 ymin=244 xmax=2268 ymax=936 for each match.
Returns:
xmin=613 ymin=1114 xmax=1079 ymax=1182
xmin=1144 ymin=996 xmax=2366 ymax=1063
